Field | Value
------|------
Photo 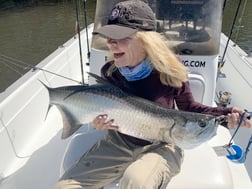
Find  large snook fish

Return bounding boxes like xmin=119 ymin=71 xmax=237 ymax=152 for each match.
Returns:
xmin=42 ymin=76 xmax=224 ymax=149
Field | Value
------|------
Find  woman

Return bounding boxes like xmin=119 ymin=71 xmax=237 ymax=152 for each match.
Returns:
xmin=55 ymin=1 xmax=251 ymax=188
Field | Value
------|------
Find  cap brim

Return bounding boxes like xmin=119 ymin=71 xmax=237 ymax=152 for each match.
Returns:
xmin=93 ymin=25 xmax=137 ymax=40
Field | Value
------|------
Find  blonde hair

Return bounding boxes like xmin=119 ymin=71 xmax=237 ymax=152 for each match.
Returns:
xmin=136 ymin=31 xmax=188 ymax=87
xmin=106 ymin=31 xmax=188 ymax=87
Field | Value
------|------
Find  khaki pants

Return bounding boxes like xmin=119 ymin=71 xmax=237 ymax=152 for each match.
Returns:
xmin=55 ymin=131 xmax=183 ymax=189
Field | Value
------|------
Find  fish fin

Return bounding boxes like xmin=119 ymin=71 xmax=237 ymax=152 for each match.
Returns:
xmin=38 ymin=79 xmax=49 ymax=89
xmin=38 ymin=80 xmax=53 ymax=121
xmin=86 ymin=72 xmax=110 ymax=85
xmin=86 ymin=72 xmax=136 ymax=94
xmin=57 ymin=106 xmax=83 ymax=139
xmin=43 ymin=104 xmax=53 ymax=121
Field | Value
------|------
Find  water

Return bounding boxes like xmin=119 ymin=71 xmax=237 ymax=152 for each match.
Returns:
xmin=0 ymin=0 xmax=251 ymax=92
xmin=222 ymin=0 xmax=252 ymax=53
xmin=0 ymin=0 xmax=96 ymax=92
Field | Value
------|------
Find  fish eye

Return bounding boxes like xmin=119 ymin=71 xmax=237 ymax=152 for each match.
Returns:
xmin=198 ymin=120 xmax=207 ymax=128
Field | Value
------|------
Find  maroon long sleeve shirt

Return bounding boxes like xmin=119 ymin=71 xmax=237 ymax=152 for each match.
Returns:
xmin=101 ymin=62 xmax=232 ymax=145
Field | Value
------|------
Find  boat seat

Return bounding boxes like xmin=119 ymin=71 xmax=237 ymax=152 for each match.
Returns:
xmin=188 ymin=73 xmax=205 ymax=103
xmin=60 ymin=126 xmax=106 ymax=176
xmin=60 ymin=126 xmax=233 ymax=189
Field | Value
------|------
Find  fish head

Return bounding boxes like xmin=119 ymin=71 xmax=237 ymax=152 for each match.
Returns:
xmin=170 ymin=115 xmax=218 ymax=149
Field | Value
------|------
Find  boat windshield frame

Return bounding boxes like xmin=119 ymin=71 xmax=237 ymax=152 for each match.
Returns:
xmin=92 ymin=0 xmax=224 ymax=56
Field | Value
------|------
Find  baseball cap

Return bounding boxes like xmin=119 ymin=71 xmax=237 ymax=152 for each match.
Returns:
xmin=93 ymin=0 xmax=156 ymax=40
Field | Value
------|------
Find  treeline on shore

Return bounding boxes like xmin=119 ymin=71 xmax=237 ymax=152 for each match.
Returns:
xmin=0 ymin=0 xmax=71 ymax=10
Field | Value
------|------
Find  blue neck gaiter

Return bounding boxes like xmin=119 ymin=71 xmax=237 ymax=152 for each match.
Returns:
xmin=118 ymin=58 xmax=153 ymax=81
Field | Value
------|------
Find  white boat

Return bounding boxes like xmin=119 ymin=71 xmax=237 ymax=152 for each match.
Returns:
xmin=0 ymin=0 xmax=251 ymax=188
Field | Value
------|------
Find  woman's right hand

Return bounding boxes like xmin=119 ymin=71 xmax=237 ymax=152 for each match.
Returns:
xmin=91 ymin=114 xmax=118 ymax=130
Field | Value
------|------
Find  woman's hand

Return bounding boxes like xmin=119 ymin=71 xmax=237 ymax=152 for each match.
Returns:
xmin=227 ymin=107 xmax=252 ymax=129
xmin=91 ymin=114 xmax=118 ymax=130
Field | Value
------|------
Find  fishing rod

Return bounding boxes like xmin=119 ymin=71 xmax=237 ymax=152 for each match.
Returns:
xmin=75 ymin=0 xmax=85 ymax=85
xmin=233 ymin=0 xmax=248 ymax=46
xmin=220 ymin=0 xmax=242 ymax=68
xmin=82 ymin=0 xmax=90 ymax=63
xmin=0 ymin=54 xmax=82 ymax=84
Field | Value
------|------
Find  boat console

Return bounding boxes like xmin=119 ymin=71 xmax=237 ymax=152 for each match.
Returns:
xmin=91 ymin=0 xmax=224 ymax=106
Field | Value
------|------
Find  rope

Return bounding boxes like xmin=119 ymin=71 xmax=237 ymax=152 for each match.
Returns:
xmin=0 ymin=61 xmax=24 ymax=76
xmin=0 ymin=53 xmax=82 ymax=84
xmin=244 ymin=134 xmax=252 ymax=157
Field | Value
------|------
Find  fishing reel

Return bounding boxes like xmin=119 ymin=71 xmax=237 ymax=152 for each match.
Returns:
xmin=213 ymin=110 xmax=252 ymax=163
xmin=225 ymin=143 xmax=248 ymax=163
xmin=224 ymin=110 xmax=252 ymax=163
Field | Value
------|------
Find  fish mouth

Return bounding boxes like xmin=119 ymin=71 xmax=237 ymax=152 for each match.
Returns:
xmin=197 ymin=127 xmax=209 ymax=137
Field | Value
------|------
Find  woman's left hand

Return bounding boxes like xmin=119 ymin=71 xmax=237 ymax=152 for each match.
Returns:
xmin=227 ymin=107 xmax=252 ymax=129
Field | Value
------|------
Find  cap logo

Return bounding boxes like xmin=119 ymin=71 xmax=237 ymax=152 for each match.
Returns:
xmin=105 ymin=0 xmax=156 ymax=32
xmin=110 ymin=8 xmax=120 ymax=20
